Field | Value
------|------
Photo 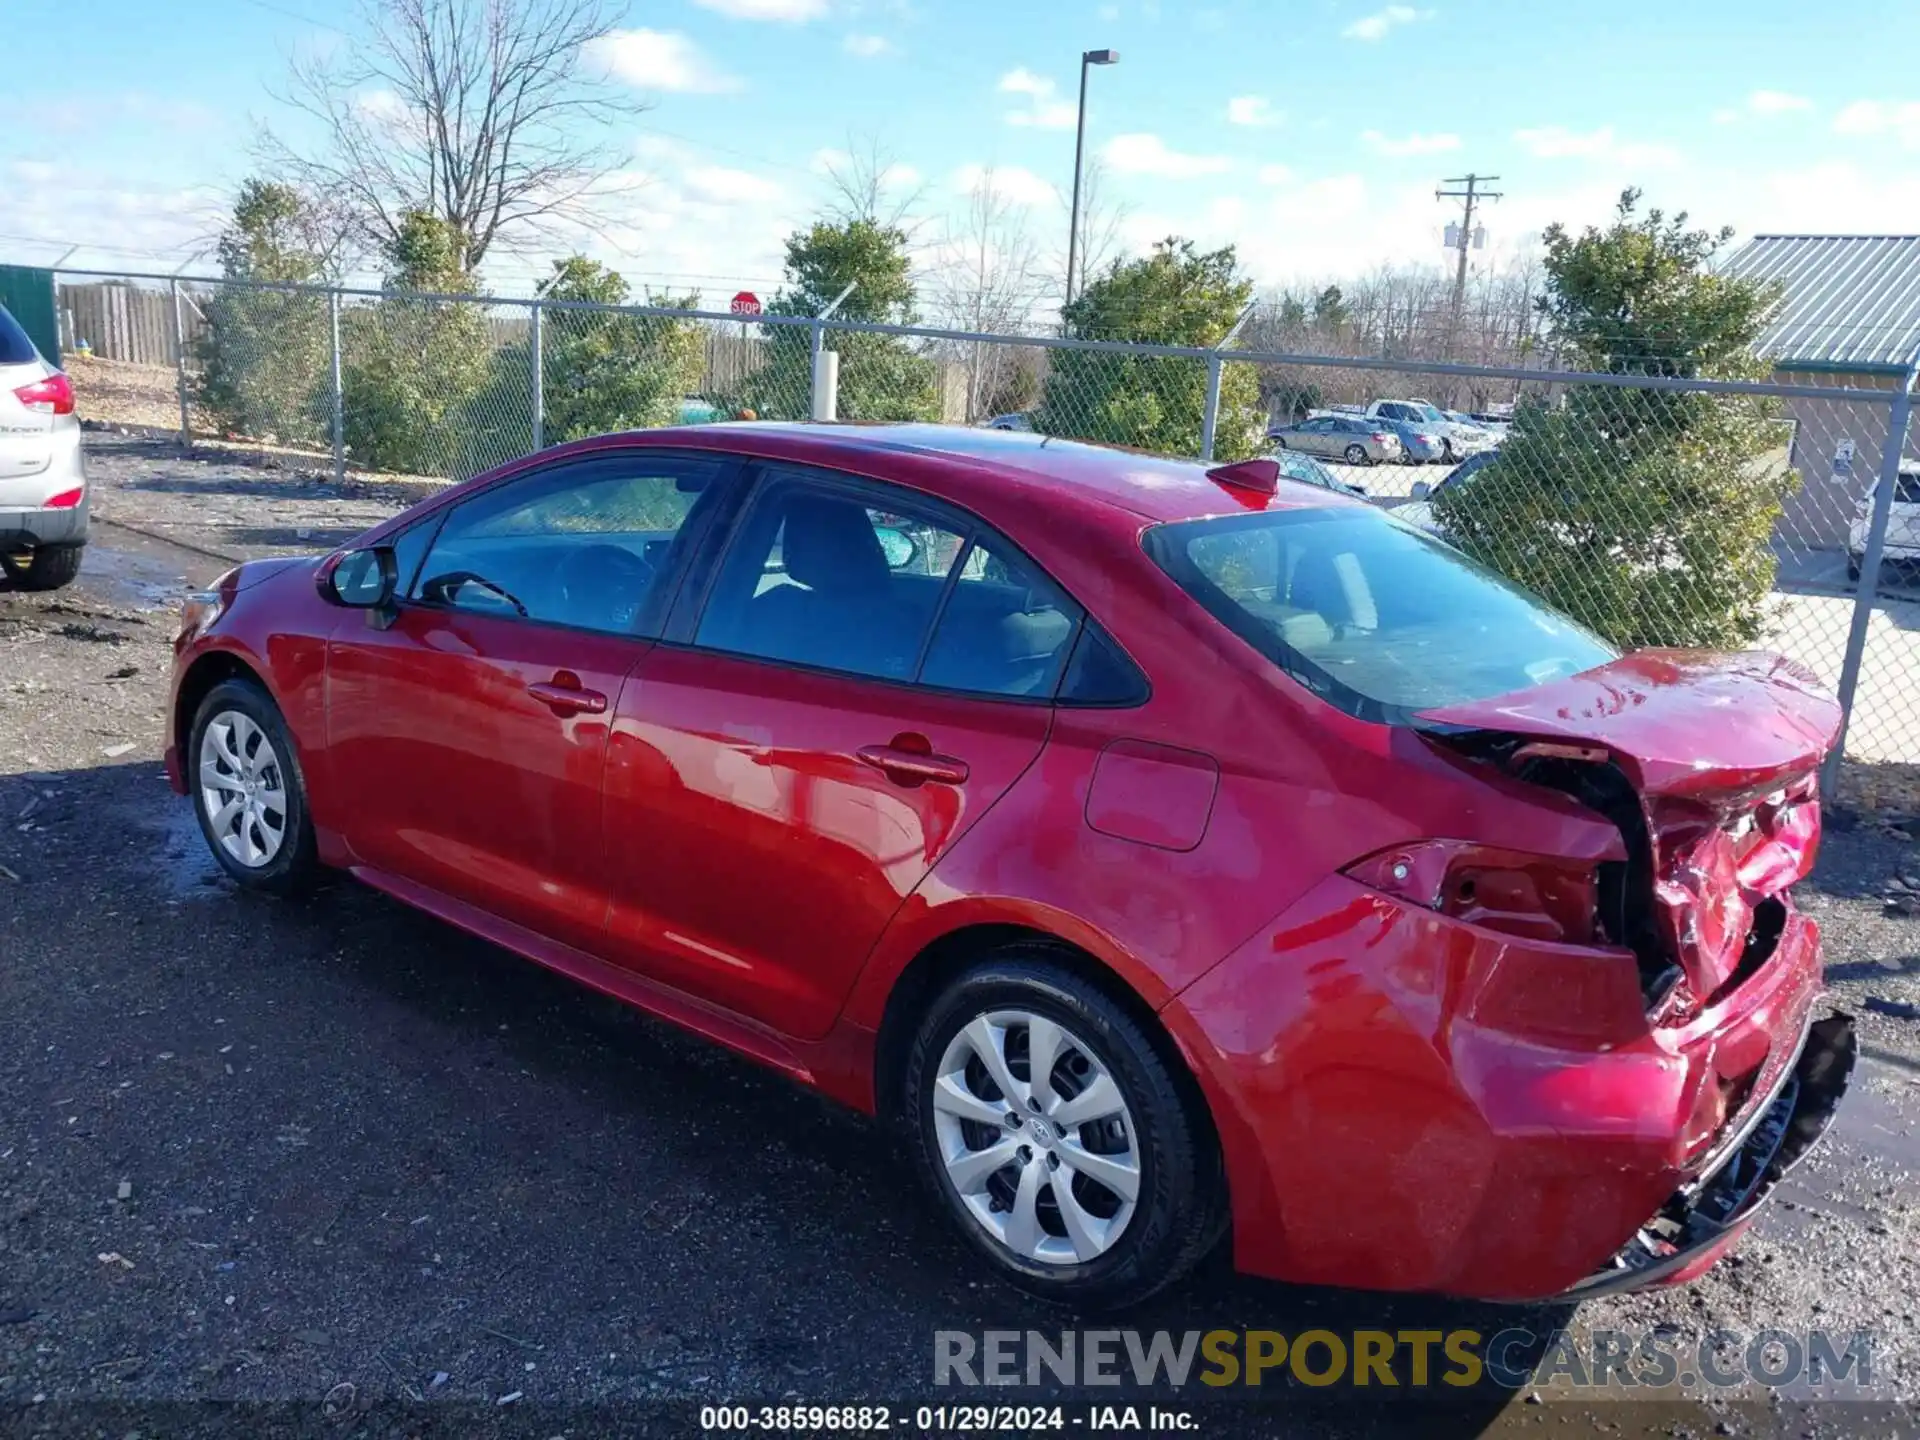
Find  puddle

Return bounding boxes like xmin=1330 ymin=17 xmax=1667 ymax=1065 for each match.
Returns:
xmin=77 ymin=527 xmax=227 ymax=613
xmin=155 ymin=791 xmax=230 ymax=902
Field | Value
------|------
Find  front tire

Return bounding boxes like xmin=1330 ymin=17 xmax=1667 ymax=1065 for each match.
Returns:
xmin=188 ymin=678 xmax=319 ymax=894
xmin=2 ymin=544 xmax=83 ymax=592
xmin=904 ymin=952 xmax=1224 ymax=1310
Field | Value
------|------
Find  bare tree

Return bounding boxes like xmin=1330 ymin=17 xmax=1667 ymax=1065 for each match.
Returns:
xmin=262 ymin=0 xmax=642 ymax=272
xmin=819 ymin=133 xmax=928 ymax=236
xmin=1049 ymin=156 xmax=1129 ymax=298
xmin=927 ymin=168 xmax=1047 ymax=419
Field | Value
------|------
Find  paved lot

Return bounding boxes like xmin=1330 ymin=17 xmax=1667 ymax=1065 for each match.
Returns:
xmin=3 ymin=438 xmax=1920 ymax=1436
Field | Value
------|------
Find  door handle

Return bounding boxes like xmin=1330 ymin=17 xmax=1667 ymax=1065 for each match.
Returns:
xmin=528 ymin=678 xmax=608 ymax=716
xmin=856 ymin=743 xmax=970 ymax=787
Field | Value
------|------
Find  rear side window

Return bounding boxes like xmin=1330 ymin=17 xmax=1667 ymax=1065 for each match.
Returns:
xmin=1896 ymin=473 xmax=1920 ymax=505
xmin=694 ymin=469 xmax=1087 ymax=700
xmin=0 ymin=306 xmax=38 ymax=365
xmin=917 ymin=537 xmax=1079 ymax=698
xmin=1145 ymin=507 xmax=1615 ymax=725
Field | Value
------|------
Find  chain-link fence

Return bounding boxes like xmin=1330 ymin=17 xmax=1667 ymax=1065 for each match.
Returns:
xmin=51 ymin=267 xmax=1920 ymax=782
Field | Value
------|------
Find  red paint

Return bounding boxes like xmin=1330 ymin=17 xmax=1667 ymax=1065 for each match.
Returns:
xmin=166 ymin=422 xmax=1846 ymax=1302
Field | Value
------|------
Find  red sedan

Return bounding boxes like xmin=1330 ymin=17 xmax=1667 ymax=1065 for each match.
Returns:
xmin=166 ymin=424 xmax=1853 ymax=1309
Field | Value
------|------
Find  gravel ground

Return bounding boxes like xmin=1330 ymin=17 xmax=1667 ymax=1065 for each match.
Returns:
xmin=1 ymin=438 xmax=1918 ymax=1438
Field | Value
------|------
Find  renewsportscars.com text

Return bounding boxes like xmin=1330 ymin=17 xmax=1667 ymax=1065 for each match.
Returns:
xmin=934 ymin=1328 xmax=1876 ymax=1392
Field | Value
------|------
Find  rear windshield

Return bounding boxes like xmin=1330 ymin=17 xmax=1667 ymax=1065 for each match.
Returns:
xmin=0 ymin=306 xmax=37 ymax=365
xmin=1145 ymin=508 xmax=1616 ymax=725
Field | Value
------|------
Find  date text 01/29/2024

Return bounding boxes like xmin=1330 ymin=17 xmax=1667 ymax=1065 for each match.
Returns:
xmin=698 ymin=1405 xmax=1198 ymax=1431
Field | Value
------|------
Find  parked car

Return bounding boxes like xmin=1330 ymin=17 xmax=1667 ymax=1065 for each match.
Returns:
xmin=1369 ymin=416 xmax=1449 ymax=464
xmin=1847 ymin=462 xmax=1920 ymax=581
xmin=985 ymin=413 xmax=1032 ymax=431
xmin=1365 ymin=400 xmax=1493 ymax=461
xmin=1395 ymin=447 xmax=1500 ymax=535
xmin=168 ymin=425 xmax=1852 ymax=1309
xmin=0 ymin=302 xmax=86 ymax=592
xmin=1269 ymin=413 xmax=1403 ymax=465
xmin=1270 ymin=447 xmax=1367 ymax=498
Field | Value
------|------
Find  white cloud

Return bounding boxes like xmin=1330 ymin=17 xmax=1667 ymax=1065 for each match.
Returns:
xmin=842 ymin=33 xmax=891 ymax=57
xmin=951 ymin=163 xmax=1058 ymax=208
xmin=584 ymin=30 xmax=740 ymax=93
xmin=1833 ymin=99 xmax=1920 ymax=148
xmin=1363 ymin=129 xmax=1460 ymax=157
xmin=1513 ymin=124 xmax=1680 ymax=168
xmin=692 ymin=0 xmax=826 ymax=19
xmin=682 ymin=165 xmax=784 ymax=204
xmin=1342 ymin=5 xmax=1427 ymax=41
xmin=1227 ymin=96 xmax=1281 ymax=127
xmin=1103 ymin=132 xmax=1230 ymax=179
xmin=353 ymin=88 xmax=414 ymax=131
xmin=1717 ymin=89 xmax=1815 ymax=124
xmin=1257 ymin=164 xmax=1294 ymax=186
xmin=999 ymin=68 xmax=1077 ymax=128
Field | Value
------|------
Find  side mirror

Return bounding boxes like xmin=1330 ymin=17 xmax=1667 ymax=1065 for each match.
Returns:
xmin=325 ymin=546 xmax=400 ymax=628
xmin=1409 ymin=481 xmax=1432 ymax=502
xmin=874 ymin=525 xmax=920 ymax=571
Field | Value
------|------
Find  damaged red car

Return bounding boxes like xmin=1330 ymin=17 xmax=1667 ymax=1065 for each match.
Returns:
xmin=165 ymin=425 xmax=1854 ymax=1309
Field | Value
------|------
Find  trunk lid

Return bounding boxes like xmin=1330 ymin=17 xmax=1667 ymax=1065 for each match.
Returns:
xmin=1417 ymin=650 xmax=1840 ymax=805
xmin=1418 ymin=650 xmax=1842 ymax=1010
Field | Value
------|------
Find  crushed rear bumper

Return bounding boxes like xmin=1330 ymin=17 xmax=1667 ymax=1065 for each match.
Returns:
xmin=1557 ymin=1012 xmax=1856 ymax=1299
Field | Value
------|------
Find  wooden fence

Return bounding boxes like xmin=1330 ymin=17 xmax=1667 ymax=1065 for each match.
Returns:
xmin=57 ymin=282 xmax=205 ymax=366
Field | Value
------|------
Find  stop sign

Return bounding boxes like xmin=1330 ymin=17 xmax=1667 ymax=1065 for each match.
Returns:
xmin=729 ymin=290 xmax=762 ymax=316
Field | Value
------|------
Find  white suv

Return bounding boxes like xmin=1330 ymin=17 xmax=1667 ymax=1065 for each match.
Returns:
xmin=1848 ymin=462 xmax=1920 ymax=583
xmin=0 ymin=302 xmax=87 ymax=592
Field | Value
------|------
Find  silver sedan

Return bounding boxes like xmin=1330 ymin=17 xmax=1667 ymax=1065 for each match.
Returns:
xmin=1267 ymin=414 xmax=1403 ymax=466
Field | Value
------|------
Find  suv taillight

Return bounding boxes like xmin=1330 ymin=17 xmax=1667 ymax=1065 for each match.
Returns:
xmin=13 ymin=372 xmax=74 ymax=416
xmin=1344 ymin=840 xmax=1601 ymax=945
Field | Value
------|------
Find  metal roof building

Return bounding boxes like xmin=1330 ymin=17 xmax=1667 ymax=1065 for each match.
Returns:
xmin=1724 ymin=234 xmax=1920 ymax=375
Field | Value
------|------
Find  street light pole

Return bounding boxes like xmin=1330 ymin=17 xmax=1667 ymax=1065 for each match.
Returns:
xmin=1065 ymin=47 xmax=1119 ymax=312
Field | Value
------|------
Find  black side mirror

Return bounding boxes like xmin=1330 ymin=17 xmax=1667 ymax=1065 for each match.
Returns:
xmin=326 ymin=546 xmax=400 ymax=629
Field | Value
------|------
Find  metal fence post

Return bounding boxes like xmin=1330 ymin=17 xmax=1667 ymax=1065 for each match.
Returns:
xmin=328 ymin=289 xmax=345 ymax=483
xmin=809 ymin=320 xmax=825 ymax=418
xmin=1199 ymin=354 xmax=1223 ymax=461
xmin=1201 ymin=303 xmax=1257 ymax=461
xmin=529 ymin=301 xmax=544 ymax=452
xmin=1823 ymin=370 xmax=1918 ymax=797
xmin=170 ymin=278 xmax=191 ymax=451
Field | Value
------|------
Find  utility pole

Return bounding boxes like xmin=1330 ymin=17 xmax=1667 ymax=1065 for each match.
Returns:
xmin=1436 ymin=173 xmax=1502 ymax=349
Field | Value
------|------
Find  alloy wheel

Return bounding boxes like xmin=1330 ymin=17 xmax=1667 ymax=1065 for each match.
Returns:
xmin=197 ymin=709 xmax=289 ymax=868
xmin=931 ymin=1009 xmax=1142 ymax=1266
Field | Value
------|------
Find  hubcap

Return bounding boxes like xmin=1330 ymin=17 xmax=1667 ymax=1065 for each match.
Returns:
xmin=932 ymin=1009 xmax=1141 ymax=1266
xmin=198 ymin=710 xmax=288 ymax=869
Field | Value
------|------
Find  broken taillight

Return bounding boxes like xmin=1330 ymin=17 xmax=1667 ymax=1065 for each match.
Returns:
xmin=1344 ymin=840 xmax=1602 ymax=945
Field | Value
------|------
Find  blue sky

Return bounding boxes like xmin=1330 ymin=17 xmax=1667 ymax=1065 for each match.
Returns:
xmin=8 ymin=0 xmax=1920 ymax=301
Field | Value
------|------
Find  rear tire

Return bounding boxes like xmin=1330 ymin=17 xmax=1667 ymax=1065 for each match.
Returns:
xmin=1847 ymin=557 xmax=1863 ymax=583
xmin=903 ymin=950 xmax=1226 ymax=1310
xmin=1344 ymin=443 xmax=1368 ymax=466
xmin=188 ymin=678 xmax=320 ymax=895
xmin=3 ymin=544 xmax=83 ymax=592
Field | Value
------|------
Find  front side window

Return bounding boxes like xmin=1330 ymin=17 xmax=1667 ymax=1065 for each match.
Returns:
xmin=1145 ymin=507 xmax=1615 ymax=724
xmin=411 ymin=454 xmax=726 ymax=635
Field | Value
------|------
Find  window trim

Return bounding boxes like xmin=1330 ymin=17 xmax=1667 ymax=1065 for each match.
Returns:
xmin=400 ymin=448 xmax=747 ymax=642
xmin=669 ymin=459 xmax=1134 ymax=707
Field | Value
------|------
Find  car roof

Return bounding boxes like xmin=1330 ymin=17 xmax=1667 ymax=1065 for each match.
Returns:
xmin=591 ymin=421 xmax=1367 ymax=524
